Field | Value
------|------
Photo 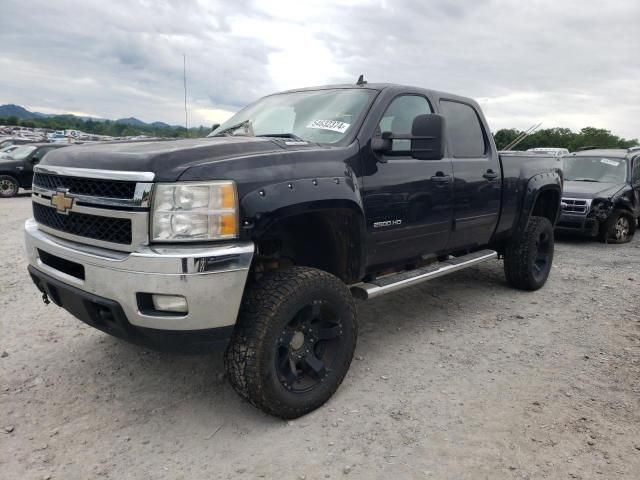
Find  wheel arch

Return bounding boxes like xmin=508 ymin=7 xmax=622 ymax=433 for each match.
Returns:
xmin=0 ymin=172 xmax=19 ymax=182
xmin=250 ymin=201 xmax=367 ymax=284
xmin=240 ymin=177 xmax=367 ymax=283
xmin=517 ymin=173 xmax=562 ymax=233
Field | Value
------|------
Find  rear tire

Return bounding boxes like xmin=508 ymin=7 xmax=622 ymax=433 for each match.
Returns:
xmin=598 ymin=210 xmax=635 ymax=244
xmin=0 ymin=175 xmax=19 ymax=198
xmin=504 ymin=216 xmax=554 ymax=291
xmin=224 ymin=266 xmax=357 ymax=419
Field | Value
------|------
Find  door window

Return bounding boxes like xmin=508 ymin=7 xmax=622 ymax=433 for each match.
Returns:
xmin=632 ymin=158 xmax=640 ymax=184
xmin=439 ymin=100 xmax=487 ymax=157
xmin=378 ymin=95 xmax=432 ymax=151
xmin=33 ymin=147 xmax=54 ymax=163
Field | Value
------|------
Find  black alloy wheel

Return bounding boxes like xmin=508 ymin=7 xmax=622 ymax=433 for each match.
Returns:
xmin=504 ymin=216 xmax=555 ymax=291
xmin=532 ymin=228 xmax=553 ymax=284
xmin=225 ymin=266 xmax=357 ymax=419
xmin=275 ymin=300 xmax=344 ymax=393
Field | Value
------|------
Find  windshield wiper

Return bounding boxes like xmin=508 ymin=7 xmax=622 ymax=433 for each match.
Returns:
xmin=571 ymin=178 xmax=600 ymax=182
xmin=258 ymin=133 xmax=306 ymax=141
xmin=212 ymin=119 xmax=254 ymax=137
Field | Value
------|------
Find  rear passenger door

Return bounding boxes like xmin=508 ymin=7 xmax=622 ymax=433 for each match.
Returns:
xmin=439 ymin=99 xmax=501 ymax=250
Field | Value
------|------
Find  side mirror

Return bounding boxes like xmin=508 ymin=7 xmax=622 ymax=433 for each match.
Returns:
xmin=372 ymin=131 xmax=392 ymax=153
xmin=211 ymin=123 xmax=220 ymax=132
xmin=31 ymin=157 xmax=40 ymax=164
xmin=411 ymin=114 xmax=445 ymax=160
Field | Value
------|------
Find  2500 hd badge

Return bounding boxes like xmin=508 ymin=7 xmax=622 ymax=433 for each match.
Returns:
xmin=373 ymin=219 xmax=402 ymax=228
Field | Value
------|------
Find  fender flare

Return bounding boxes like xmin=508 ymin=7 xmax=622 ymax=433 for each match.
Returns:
xmin=515 ymin=171 xmax=563 ymax=234
xmin=240 ymin=176 xmax=368 ymax=278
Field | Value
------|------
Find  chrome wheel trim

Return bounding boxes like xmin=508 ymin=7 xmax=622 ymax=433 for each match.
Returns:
xmin=0 ymin=178 xmax=17 ymax=196
xmin=614 ymin=216 xmax=630 ymax=240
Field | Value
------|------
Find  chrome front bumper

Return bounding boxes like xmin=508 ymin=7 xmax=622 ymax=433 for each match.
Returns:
xmin=24 ymin=219 xmax=254 ymax=331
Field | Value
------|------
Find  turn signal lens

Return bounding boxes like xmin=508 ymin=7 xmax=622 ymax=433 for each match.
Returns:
xmin=216 ymin=184 xmax=236 ymax=210
xmin=219 ymin=214 xmax=237 ymax=237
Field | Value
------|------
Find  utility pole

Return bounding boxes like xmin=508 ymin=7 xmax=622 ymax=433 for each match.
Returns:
xmin=183 ymin=53 xmax=188 ymax=137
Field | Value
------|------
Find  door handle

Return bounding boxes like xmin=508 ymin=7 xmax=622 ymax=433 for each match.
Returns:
xmin=483 ymin=170 xmax=499 ymax=180
xmin=431 ymin=173 xmax=451 ymax=184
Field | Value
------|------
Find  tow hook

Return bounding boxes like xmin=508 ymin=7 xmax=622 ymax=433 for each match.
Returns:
xmin=42 ymin=292 xmax=50 ymax=306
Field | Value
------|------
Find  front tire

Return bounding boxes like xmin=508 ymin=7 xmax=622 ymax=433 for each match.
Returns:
xmin=598 ymin=210 xmax=635 ymax=244
xmin=0 ymin=175 xmax=19 ymax=198
xmin=504 ymin=216 xmax=554 ymax=291
xmin=225 ymin=266 xmax=357 ymax=419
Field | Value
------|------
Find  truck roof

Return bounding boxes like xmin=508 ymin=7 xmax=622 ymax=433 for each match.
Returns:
xmin=273 ymin=83 xmax=476 ymax=104
xmin=569 ymin=148 xmax=635 ymax=159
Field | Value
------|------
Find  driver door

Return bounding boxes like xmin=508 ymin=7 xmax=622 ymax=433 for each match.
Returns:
xmin=361 ymin=94 xmax=453 ymax=267
xmin=24 ymin=146 xmax=53 ymax=185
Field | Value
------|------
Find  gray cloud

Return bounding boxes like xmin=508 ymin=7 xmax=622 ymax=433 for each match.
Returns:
xmin=0 ymin=0 xmax=638 ymax=138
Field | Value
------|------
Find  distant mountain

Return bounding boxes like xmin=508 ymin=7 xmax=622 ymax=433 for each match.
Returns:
xmin=0 ymin=104 xmax=46 ymax=120
xmin=115 ymin=117 xmax=148 ymax=127
xmin=0 ymin=104 xmax=175 ymax=128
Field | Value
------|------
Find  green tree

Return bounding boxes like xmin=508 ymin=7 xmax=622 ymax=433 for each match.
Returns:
xmin=493 ymin=128 xmax=521 ymax=149
xmin=493 ymin=127 xmax=638 ymax=151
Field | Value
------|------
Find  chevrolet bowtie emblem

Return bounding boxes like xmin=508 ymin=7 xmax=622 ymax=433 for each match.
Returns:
xmin=51 ymin=189 xmax=74 ymax=214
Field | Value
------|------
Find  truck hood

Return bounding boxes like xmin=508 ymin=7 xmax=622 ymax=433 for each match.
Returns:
xmin=562 ymin=181 xmax=625 ymax=199
xmin=40 ymin=136 xmax=328 ymax=182
xmin=0 ymin=155 xmax=19 ymax=165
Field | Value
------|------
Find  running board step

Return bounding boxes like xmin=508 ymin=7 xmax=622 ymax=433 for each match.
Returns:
xmin=351 ymin=249 xmax=498 ymax=300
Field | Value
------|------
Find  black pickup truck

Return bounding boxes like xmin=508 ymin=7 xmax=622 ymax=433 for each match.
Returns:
xmin=25 ymin=83 xmax=562 ymax=418
xmin=0 ymin=143 xmax=69 ymax=197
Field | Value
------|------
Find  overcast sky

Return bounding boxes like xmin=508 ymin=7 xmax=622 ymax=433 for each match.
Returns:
xmin=1 ymin=0 xmax=638 ymax=138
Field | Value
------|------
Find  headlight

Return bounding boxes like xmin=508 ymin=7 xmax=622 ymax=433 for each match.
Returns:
xmin=151 ymin=181 xmax=238 ymax=242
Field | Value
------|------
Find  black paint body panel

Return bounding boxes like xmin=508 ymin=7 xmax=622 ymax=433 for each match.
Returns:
xmin=40 ymin=84 xmax=563 ymax=277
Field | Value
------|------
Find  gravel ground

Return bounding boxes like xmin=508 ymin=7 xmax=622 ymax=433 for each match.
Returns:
xmin=1 ymin=194 xmax=639 ymax=480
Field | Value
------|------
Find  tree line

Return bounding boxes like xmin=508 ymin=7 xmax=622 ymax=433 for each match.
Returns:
xmin=2 ymin=115 xmax=638 ymax=150
xmin=0 ymin=115 xmax=211 ymax=138
xmin=493 ymin=127 xmax=638 ymax=151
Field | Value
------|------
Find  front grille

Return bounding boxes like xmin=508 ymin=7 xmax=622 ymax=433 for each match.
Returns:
xmin=561 ymin=198 xmax=590 ymax=214
xmin=33 ymin=173 xmax=137 ymax=200
xmin=33 ymin=203 xmax=132 ymax=245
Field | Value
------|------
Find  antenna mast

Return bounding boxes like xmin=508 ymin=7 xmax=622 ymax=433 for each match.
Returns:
xmin=183 ymin=53 xmax=188 ymax=137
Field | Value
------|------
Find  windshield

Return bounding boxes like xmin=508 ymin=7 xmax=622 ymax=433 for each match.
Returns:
xmin=8 ymin=145 xmax=37 ymax=160
xmin=209 ymin=88 xmax=376 ymax=144
xmin=563 ymin=156 xmax=627 ymax=183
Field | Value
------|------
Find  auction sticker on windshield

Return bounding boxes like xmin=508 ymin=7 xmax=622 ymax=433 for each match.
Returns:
xmin=307 ymin=120 xmax=350 ymax=133
xmin=601 ymin=158 xmax=620 ymax=166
